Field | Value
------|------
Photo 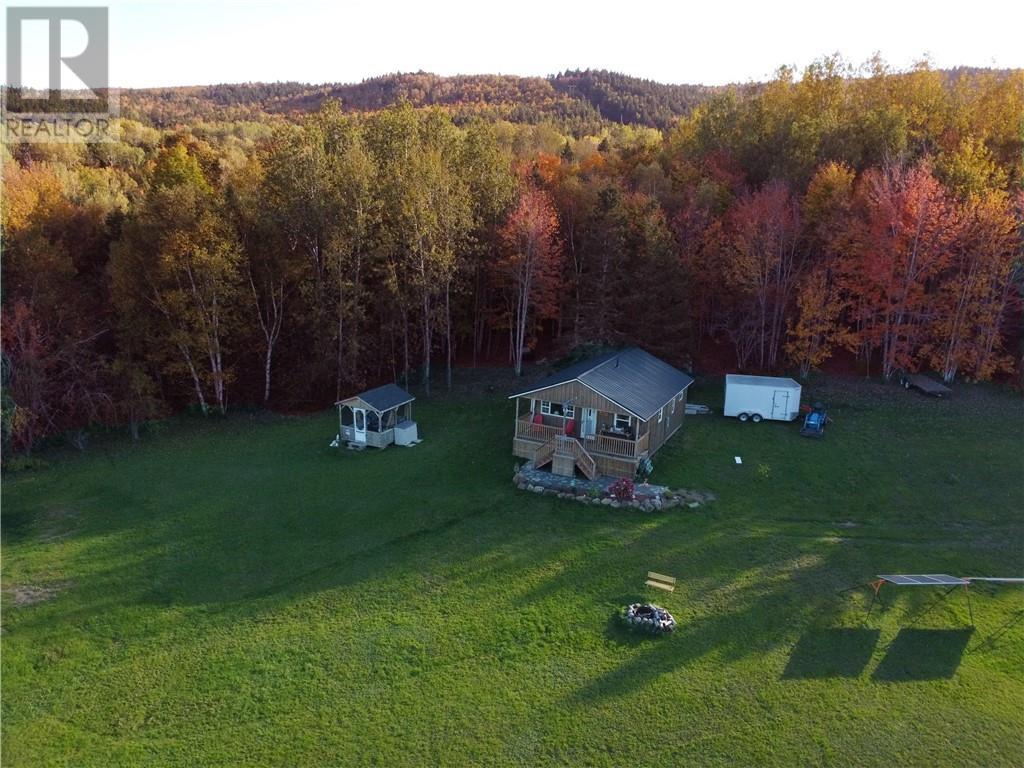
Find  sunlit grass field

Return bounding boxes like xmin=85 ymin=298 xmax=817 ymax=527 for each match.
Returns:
xmin=3 ymin=377 xmax=1022 ymax=766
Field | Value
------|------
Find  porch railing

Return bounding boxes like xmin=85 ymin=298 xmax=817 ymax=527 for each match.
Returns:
xmin=339 ymin=425 xmax=393 ymax=447
xmin=581 ymin=433 xmax=639 ymax=459
xmin=515 ymin=417 xmax=561 ymax=443
xmin=516 ymin=416 xmax=645 ymax=459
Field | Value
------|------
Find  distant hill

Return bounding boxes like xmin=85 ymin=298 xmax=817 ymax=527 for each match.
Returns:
xmin=117 ymin=70 xmax=721 ymax=131
xmin=115 ymin=67 xmax=1016 ymax=133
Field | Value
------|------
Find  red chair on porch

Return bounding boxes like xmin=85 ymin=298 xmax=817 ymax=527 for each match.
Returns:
xmin=564 ymin=419 xmax=576 ymax=437
xmin=532 ymin=412 xmax=543 ymax=425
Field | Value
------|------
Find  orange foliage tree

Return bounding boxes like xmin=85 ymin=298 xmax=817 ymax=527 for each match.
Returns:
xmin=725 ymin=180 xmax=804 ymax=370
xmin=786 ymin=162 xmax=857 ymax=376
xmin=922 ymin=190 xmax=1022 ymax=382
xmin=497 ymin=176 xmax=562 ymax=375
xmin=843 ymin=162 xmax=961 ymax=379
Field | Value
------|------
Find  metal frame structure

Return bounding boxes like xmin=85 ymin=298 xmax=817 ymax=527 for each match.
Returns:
xmin=841 ymin=574 xmax=1024 ymax=626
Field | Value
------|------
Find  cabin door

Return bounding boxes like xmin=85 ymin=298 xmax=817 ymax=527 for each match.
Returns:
xmin=353 ymin=408 xmax=367 ymax=443
xmin=771 ymin=391 xmax=789 ymax=420
xmin=581 ymin=408 xmax=598 ymax=438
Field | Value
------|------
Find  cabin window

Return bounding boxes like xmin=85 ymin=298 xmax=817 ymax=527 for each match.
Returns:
xmin=614 ymin=413 xmax=631 ymax=430
xmin=658 ymin=407 xmax=664 ymax=423
xmin=540 ymin=401 xmax=573 ymax=418
xmin=670 ymin=398 xmax=676 ymax=415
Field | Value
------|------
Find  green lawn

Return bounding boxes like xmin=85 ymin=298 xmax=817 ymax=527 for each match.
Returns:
xmin=3 ymin=377 xmax=1023 ymax=767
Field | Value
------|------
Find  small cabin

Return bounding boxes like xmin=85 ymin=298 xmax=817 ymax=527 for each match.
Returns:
xmin=336 ymin=384 xmax=417 ymax=449
xmin=509 ymin=347 xmax=694 ymax=479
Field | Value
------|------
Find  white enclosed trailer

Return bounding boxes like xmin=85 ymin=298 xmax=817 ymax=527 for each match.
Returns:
xmin=723 ymin=374 xmax=802 ymax=423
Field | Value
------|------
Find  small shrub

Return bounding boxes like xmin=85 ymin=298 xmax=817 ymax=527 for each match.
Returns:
xmin=586 ymin=487 xmax=603 ymax=500
xmin=636 ymin=457 xmax=653 ymax=482
xmin=757 ymin=463 xmax=772 ymax=479
xmin=609 ymin=477 xmax=635 ymax=501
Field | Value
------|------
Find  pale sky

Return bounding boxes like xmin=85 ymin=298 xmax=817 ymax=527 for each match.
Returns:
xmin=4 ymin=0 xmax=1024 ymax=89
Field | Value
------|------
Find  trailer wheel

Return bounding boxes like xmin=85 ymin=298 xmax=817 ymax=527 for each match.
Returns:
xmin=751 ymin=413 xmax=763 ymax=423
xmin=738 ymin=413 xmax=749 ymax=422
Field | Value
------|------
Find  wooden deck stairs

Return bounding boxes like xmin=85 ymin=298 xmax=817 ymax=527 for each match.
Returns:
xmin=532 ymin=435 xmax=598 ymax=480
xmin=533 ymin=436 xmax=558 ymax=470
xmin=556 ymin=436 xmax=597 ymax=480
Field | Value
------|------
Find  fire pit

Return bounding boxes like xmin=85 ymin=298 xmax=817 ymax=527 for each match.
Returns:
xmin=621 ymin=602 xmax=676 ymax=633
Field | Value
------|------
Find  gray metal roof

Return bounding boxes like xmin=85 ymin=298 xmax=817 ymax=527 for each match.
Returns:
xmin=510 ymin=347 xmax=693 ymax=421
xmin=336 ymin=383 xmax=414 ymax=412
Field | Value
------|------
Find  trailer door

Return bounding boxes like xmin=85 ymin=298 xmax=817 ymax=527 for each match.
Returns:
xmin=771 ymin=390 xmax=789 ymax=420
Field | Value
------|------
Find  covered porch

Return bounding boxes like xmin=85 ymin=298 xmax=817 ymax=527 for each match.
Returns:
xmin=512 ymin=396 xmax=650 ymax=479
xmin=512 ymin=397 xmax=651 ymax=460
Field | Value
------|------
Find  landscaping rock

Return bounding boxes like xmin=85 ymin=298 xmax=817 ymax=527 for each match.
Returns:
xmin=513 ymin=469 xmax=713 ymax=517
xmin=621 ymin=602 xmax=676 ymax=633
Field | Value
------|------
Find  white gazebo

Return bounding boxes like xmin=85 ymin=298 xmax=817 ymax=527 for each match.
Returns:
xmin=334 ymin=383 xmax=418 ymax=449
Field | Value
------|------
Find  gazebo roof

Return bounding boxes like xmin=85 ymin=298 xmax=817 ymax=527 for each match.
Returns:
xmin=336 ymin=383 xmax=415 ymax=412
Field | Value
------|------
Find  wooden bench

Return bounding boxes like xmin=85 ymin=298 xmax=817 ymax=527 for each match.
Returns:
xmin=645 ymin=571 xmax=676 ymax=592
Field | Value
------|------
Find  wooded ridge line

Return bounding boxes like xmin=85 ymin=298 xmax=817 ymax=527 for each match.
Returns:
xmin=2 ymin=57 xmax=1021 ymax=454
xmin=31 ymin=64 xmax=1014 ymax=131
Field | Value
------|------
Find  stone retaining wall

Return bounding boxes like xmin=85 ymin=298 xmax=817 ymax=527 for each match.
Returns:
xmin=513 ymin=468 xmax=715 ymax=511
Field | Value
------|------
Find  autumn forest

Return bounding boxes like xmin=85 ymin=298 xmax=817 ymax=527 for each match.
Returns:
xmin=2 ymin=59 xmax=1022 ymax=453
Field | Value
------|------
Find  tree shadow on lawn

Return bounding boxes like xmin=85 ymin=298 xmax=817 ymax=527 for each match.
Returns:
xmin=871 ymin=628 xmax=973 ymax=681
xmin=966 ymin=609 xmax=1024 ymax=656
xmin=572 ymin=580 xmax=972 ymax=704
xmin=570 ymin=596 xmax=817 ymax=704
xmin=566 ymin=539 xmax=858 ymax=704
xmin=561 ymin=502 xmax=1011 ymax=702
xmin=511 ymin=511 xmax=843 ymax=615
xmin=5 ymin=485 xmax=644 ymax=646
xmin=782 ymin=628 xmax=880 ymax=679
xmin=8 ymin=399 xmax=1011 ymax=670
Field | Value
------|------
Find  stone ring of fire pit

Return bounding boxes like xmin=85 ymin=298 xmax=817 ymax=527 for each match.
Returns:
xmin=623 ymin=602 xmax=676 ymax=633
